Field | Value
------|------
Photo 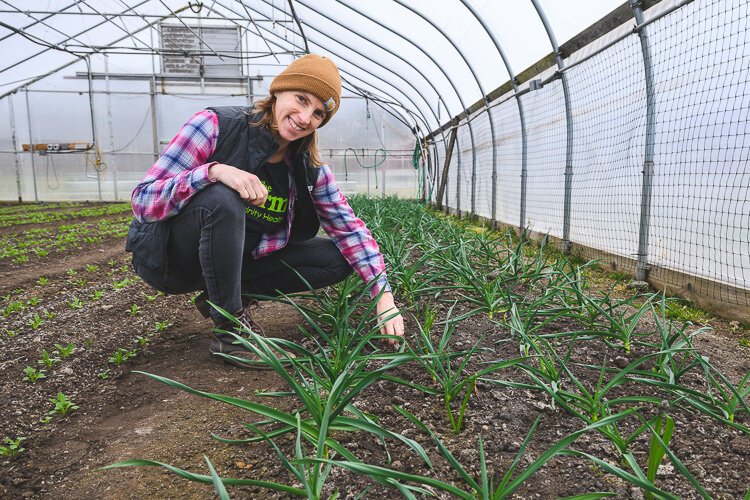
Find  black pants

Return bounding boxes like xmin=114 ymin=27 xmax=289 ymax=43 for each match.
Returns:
xmin=162 ymin=183 xmax=352 ymax=321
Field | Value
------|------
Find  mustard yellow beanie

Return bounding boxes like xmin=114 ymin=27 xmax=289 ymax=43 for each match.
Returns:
xmin=270 ymin=54 xmax=342 ymax=126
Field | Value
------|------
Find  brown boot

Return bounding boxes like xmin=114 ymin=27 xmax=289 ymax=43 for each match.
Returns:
xmin=209 ymin=301 xmax=294 ymax=369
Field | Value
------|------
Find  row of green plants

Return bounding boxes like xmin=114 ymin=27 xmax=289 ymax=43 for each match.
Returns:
xmin=1 ymin=255 xmax=173 ymax=459
xmin=1 ymin=260 xmax=141 ymax=340
xmin=0 ymin=202 xmax=131 ymax=228
xmin=0 ymin=216 xmax=130 ymax=264
xmin=100 ymin=197 xmax=748 ymax=498
xmin=0 ymin=202 xmax=86 ymax=216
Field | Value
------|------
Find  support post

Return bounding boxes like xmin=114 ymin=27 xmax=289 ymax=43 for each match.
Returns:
xmin=86 ymin=56 xmax=103 ymax=202
xmin=24 ymin=86 xmax=39 ymax=202
xmin=530 ymin=0 xmax=575 ymax=248
xmin=632 ymin=0 xmax=657 ymax=283
xmin=105 ymin=55 xmax=119 ymax=200
xmin=9 ymin=94 xmax=22 ymax=202
xmin=149 ymin=76 xmax=159 ymax=162
xmin=436 ymin=123 xmax=458 ymax=211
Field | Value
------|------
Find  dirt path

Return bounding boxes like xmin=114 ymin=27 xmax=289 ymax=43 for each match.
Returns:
xmin=3 ymin=299 xmax=303 ymax=499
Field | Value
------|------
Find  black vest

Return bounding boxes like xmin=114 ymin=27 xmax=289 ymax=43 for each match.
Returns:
xmin=206 ymin=106 xmax=322 ymax=242
xmin=126 ymin=107 xmax=324 ymax=289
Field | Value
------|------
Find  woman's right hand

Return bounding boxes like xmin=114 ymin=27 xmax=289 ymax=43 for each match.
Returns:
xmin=208 ymin=163 xmax=268 ymax=207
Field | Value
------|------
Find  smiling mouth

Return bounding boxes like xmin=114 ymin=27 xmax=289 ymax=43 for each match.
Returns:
xmin=288 ymin=116 xmax=304 ymax=132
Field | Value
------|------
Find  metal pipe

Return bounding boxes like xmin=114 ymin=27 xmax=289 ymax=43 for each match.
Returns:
xmin=286 ymin=0 xmax=309 ymax=54
xmin=391 ymin=0 xmax=484 ymax=215
xmin=632 ymin=0 xmax=657 ymax=282
xmin=329 ymin=0 xmax=481 ymax=208
xmin=85 ymin=56 xmax=102 ymax=201
xmin=459 ymin=0 xmax=529 ymax=227
xmin=0 ymin=1 xmax=82 ymax=43
xmin=8 ymin=93 xmax=22 ymax=202
xmin=150 ymin=77 xmax=159 ymax=162
xmin=531 ymin=0 xmax=574 ymax=247
xmin=208 ymin=0 xmax=432 ymax=134
xmin=23 ymin=86 xmax=39 ymax=202
xmin=0 ymin=0 xmax=150 ymax=78
xmin=324 ymin=0 xmax=460 ymax=130
xmin=295 ymin=0 xmax=451 ymax=135
xmin=0 ymin=9 xmax=288 ymax=22
xmin=1 ymin=0 xmax=100 ymax=56
xmin=0 ymin=2 xmax=181 ymax=101
xmin=253 ymin=0 xmax=437 ymax=134
xmin=105 ymin=55 xmax=119 ymax=200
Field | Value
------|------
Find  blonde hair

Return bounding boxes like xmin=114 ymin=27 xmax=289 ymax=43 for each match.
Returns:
xmin=250 ymin=96 xmax=324 ymax=167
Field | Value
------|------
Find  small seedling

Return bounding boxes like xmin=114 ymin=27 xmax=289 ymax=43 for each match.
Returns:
xmin=66 ymin=268 xmax=78 ymax=276
xmin=48 ymin=392 xmax=79 ymax=417
xmin=90 ymin=290 xmax=104 ymax=301
xmin=134 ymin=335 xmax=150 ymax=347
xmin=0 ymin=436 xmax=26 ymax=457
xmin=3 ymin=301 xmax=24 ymax=316
xmin=97 ymin=369 xmax=110 ymax=380
xmin=28 ymin=313 xmax=43 ymax=330
xmin=71 ymin=278 xmax=88 ymax=288
xmin=154 ymin=320 xmax=172 ymax=332
xmin=37 ymin=349 xmax=60 ymax=368
xmin=107 ymin=258 xmax=116 ymax=267
xmin=143 ymin=292 xmax=161 ymax=302
xmin=37 ymin=276 xmax=48 ymax=286
xmin=113 ymin=277 xmax=132 ymax=289
xmin=22 ymin=366 xmax=46 ymax=383
xmin=26 ymin=297 xmax=39 ymax=307
xmin=129 ymin=304 xmax=140 ymax=316
xmin=54 ymin=343 xmax=76 ymax=359
xmin=85 ymin=264 xmax=99 ymax=273
xmin=69 ymin=297 xmax=84 ymax=310
xmin=109 ymin=347 xmax=137 ymax=366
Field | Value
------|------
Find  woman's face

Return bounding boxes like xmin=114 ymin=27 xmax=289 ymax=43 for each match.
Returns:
xmin=273 ymin=91 xmax=327 ymax=145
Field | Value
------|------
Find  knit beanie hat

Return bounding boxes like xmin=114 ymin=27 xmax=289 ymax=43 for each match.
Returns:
xmin=270 ymin=54 xmax=342 ymax=127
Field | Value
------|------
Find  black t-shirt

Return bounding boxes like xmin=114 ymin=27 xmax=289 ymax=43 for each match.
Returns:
xmin=244 ymin=160 xmax=290 ymax=235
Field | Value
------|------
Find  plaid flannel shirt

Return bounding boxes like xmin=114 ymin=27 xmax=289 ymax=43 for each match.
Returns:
xmin=131 ymin=110 xmax=390 ymax=297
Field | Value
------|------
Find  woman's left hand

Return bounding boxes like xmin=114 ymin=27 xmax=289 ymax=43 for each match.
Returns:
xmin=376 ymin=291 xmax=404 ymax=345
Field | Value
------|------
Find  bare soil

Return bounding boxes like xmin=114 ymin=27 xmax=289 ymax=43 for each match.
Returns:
xmin=1 ymin=204 xmax=749 ymax=499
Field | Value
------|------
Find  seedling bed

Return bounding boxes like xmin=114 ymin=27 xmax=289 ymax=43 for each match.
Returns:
xmin=0 ymin=200 xmax=748 ymax=499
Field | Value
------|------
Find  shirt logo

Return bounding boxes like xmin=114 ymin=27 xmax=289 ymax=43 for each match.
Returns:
xmin=324 ymin=97 xmax=336 ymax=112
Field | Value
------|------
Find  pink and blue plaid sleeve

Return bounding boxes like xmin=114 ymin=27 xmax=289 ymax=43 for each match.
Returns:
xmin=312 ymin=165 xmax=391 ymax=298
xmin=131 ymin=110 xmax=218 ymax=222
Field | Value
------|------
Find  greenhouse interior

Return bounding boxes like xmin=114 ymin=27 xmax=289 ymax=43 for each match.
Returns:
xmin=1 ymin=0 xmax=748 ymax=498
